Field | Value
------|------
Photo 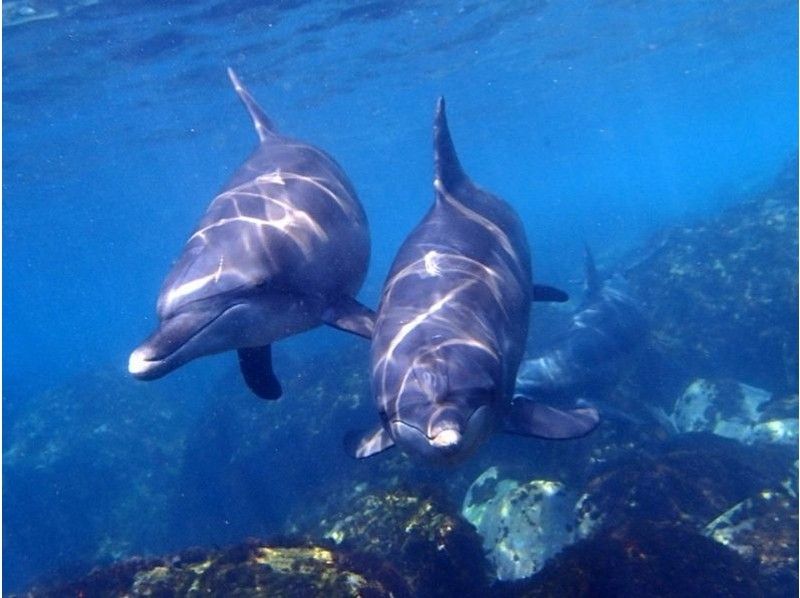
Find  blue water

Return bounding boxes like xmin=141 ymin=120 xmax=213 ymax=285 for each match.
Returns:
xmin=3 ymin=0 xmax=797 ymax=593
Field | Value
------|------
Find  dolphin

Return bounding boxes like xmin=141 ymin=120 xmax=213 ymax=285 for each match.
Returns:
xmin=516 ymin=246 xmax=648 ymax=399
xmin=347 ymin=98 xmax=599 ymax=464
xmin=129 ymin=69 xmax=374 ymax=399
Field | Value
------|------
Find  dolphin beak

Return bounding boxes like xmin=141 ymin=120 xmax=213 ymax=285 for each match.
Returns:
xmin=128 ymin=347 xmax=153 ymax=377
xmin=128 ymin=342 xmax=170 ymax=380
xmin=430 ymin=428 xmax=462 ymax=449
xmin=128 ymin=311 xmax=206 ymax=380
xmin=128 ymin=303 xmax=247 ymax=380
xmin=390 ymin=420 xmax=466 ymax=462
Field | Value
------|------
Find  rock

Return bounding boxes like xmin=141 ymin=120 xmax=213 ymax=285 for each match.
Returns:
xmin=3 ymin=369 xmax=192 ymax=591
xmin=15 ymin=539 xmax=411 ymax=597
xmin=625 ymin=159 xmax=798 ymax=398
xmin=169 ymin=343 xmax=376 ymax=546
xmin=461 ymin=467 xmax=579 ymax=581
xmin=671 ymin=378 xmax=798 ymax=446
xmin=317 ymin=489 xmax=489 ymax=597
xmin=499 ymin=521 xmax=773 ymax=597
xmin=704 ymin=489 xmax=798 ymax=589
xmin=575 ymin=434 xmax=793 ymax=533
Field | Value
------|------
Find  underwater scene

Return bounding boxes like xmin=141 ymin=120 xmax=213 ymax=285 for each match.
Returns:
xmin=3 ymin=0 xmax=798 ymax=596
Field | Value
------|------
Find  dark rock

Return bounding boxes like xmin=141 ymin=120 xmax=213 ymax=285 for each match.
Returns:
xmin=315 ymin=488 xmax=490 ymax=597
xmin=577 ymin=434 xmax=794 ymax=532
xmin=625 ymin=158 xmax=798 ymax=399
xmin=705 ymin=489 xmax=798 ymax=591
xmin=16 ymin=539 xmax=411 ymax=597
xmin=3 ymin=369 xmax=194 ymax=591
xmin=168 ymin=342 xmax=376 ymax=545
xmin=498 ymin=521 xmax=772 ymax=597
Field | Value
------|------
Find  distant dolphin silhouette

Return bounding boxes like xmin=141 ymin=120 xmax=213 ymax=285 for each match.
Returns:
xmin=516 ymin=246 xmax=648 ymax=399
xmin=347 ymin=98 xmax=598 ymax=464
xmin=129 ymin=68 xmax=374 ymax=399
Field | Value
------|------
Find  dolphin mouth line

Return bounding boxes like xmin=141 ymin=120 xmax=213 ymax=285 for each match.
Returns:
xmin=389 ymin=418 xmax=465 ymax=442
xmin=389 ymin=406 xmax=486 ymax=441
xmin=389 ymin=419 xmax=433 ymax=439
xmin=146 ymin=302 xmax=243 ymax=364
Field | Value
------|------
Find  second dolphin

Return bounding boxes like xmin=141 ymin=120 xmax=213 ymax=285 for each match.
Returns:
xmin=349 ymin=99 xmax=599 ymax=463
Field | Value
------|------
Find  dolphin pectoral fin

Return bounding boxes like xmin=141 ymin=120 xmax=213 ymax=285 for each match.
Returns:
xmin=321 ymin=296 xmax=376 ymax=339
xmin=237 ymin=345 xmax=283 ymax=400
xmin=532 ymin=284 xmax=569 ymax=302
xmin=344 ymin=426 xmax=395 ymax=459
xmin=504 ymin=397 xmax=600 ymax=439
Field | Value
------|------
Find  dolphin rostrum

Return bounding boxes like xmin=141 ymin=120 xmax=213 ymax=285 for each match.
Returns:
xmin=348 ymin=98 xmax=599 ymax=463
xmin=129 ymin=69 xmax=374 ymax=399
xmin=516 ymin=246 xmax=648 ymax=400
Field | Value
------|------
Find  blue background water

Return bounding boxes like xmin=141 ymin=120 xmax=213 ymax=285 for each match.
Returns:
xmin=3 ymin=0 xmax=797 ymax=592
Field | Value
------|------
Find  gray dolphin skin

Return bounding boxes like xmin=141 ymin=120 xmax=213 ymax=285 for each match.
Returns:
xmin=348 ymin=98 xmax=599 ymax=464
xmin=516 ymin=247 xmax=648 ymax=399
xmin=129 ymin=69 xmax=374 ymax=399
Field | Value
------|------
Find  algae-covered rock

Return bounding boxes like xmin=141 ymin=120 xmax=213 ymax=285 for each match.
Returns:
xmin=461 ymin=467 xmax=579 ymax=581
xmin=169 ymin=343 xmax=374 ymax=545
xmin=575 ymin=434 xmax=793 ymax=533
xmin=318 ymin=488 xmax=489 ymax=596
xmin=501 ymin=521 xmax=773 ymax=597
xmin=671 ymin=378 xmax=798 ymax=446
xmin=3 ymin=369 xmax=192 ymax=590
xmin=625 ymin=159 xmax=798 ymax=396
xmin=704 ymin=489 xmax=798 ymax=589
xmin=16 ymin=539 xmax=411 ymax=597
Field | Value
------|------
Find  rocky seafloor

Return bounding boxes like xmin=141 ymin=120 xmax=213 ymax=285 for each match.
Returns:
xmin=5 ymin=159 xmax=798 ymax=596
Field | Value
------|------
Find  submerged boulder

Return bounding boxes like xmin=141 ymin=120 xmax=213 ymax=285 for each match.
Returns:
xmin=16 ymin=539 xmax=411 ymax=597
xmin=704 ymin=489 xmax=798 ymax=590
xmin=461 ymin=467 xmax=580 ymax=581
xmin=575 ymin=434 xmax=793 ymax=533
xmin=169 ymin=343 xmax=374 ymax=547
xmin=501 ymin=520 xmax=772 ymax=597
xmin=316 ymin=488 xmax=489 ymax=597
xmin=3 ymin=369 xmax=192 ymax=591
xmin=671 ymin=378 xmax=798 ymax=446
xmin=625 ymin=159 xmax=798 ymax=397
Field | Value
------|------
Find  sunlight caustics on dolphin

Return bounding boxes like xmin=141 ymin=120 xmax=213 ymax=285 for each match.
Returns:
xmin=348 ymin=98 xmax=599 ymax=464
xmin=129 ymin=68 xmax=374 ymax=399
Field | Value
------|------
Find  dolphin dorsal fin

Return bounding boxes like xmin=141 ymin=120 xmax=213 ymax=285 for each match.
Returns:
xmin=583 ymin=244 xmax=601 ymax=297
xmin=227 ymin=67 xmax=277 ymax=142
xmin=433 ymin=97 xmax=468 ymax=194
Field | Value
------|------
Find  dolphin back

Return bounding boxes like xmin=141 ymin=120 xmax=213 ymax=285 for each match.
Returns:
xmin=156 ymin=75 xmax=369 ymax=320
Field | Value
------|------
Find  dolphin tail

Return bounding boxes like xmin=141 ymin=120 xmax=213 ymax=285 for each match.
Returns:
xmin=504 ymin=396 xmax=600 ymax=439
xmin=433 ymin=97 xmax=468 ymax=193
xmin=227 ymin=67 xmax=278 ymax=143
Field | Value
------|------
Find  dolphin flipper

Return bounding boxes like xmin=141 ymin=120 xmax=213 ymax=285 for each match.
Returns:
xmin=504 ymin=397 xmax=599 ymax=439
xmin=344 ymin=425 xmax=395 ymax=458
xmin=321 ymin=296 xmax=376 ymax=339
xmin=237 ymin=345 xmax=283 ymax=400
xmin=532 ymin=284 xmax=569 ymax=302
xmin=227 ymin=67 xmax=278 ymax=143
